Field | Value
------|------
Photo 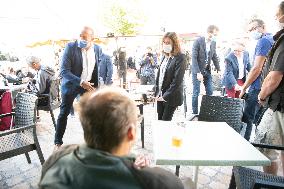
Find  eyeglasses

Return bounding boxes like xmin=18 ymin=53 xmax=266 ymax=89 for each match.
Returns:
xmin=233 ymin=50 xmax=243 ymax=53
xmin=248 ymin=26 xmax=260 ymax=32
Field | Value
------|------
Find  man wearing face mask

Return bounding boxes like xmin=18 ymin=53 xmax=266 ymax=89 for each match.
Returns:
xmin=253 ymin=1 xmax=284 ymax=175
xmin=239 ymin=19 xmax=274 ymax=141
xmin=54 ymin=26 xmax=102 ymax=150
xmin=191 ymin=25 xmax=221 ymax=114
xmin=222 ymin=40 xmax=251 ymax=98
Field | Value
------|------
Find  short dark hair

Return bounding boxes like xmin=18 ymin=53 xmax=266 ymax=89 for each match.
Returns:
xmin=249 ymin=19 xmax=265 ymax=27
xmin=279 ymin=1 xmax=284 ymax=15
xmin=207 ymin=25 xmax=219 ymax=34
xmin=79 ymin=88 xmax=137 ymax=152
xmin=162 ymin=32 xmax=181 ymax=56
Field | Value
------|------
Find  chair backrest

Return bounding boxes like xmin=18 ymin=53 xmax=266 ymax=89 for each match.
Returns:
xmin=198 ymin=95 xmax=245 ymax=133
xmin=48 ymin=78 xmax=61 ymax=110
xmin=0 ymin=90 xmax=13 ymax=131
xmin=14 ymin=92 xmax=37 ymax=128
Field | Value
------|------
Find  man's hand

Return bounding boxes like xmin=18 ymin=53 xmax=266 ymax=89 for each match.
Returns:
xmin=81 ymin=81 xmax=95 ymax=91
xmin=156 ymin=96 xmax=166 ymax=102
xmin=197 ymin=73 xmax=203 ymax=81
xmin=235 ymin=84 xmax=241 ymax=91
xmin=258 ymin=95 xmax=266 ymax=106
xmin=134 ymin=155 xmax=150 ymax=169
xmin=22 ymin=77 xmax=31 ymax=83
xmin=239 ymin=88 xmax=246 ymax=99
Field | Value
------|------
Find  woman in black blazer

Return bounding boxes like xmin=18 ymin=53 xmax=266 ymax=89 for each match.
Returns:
xmin=154 ymin=32 xmax=186 ymax=120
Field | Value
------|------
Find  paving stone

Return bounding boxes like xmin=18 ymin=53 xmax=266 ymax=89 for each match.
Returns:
xmin=6 ymin=175 xmax=26 ymax=187
xmin=10 ymin=182 xmax=31 ymax=189
xmin=0 ymin=169 xmax=21 ymax=180
xmin=197 ymin=173 xmax=211 ymax=185
xmin=23 ymin=168 xmax=41 ymax=179
xmin=200 ymin=167 xmax=218 ymax=177
xmin=209 ymin=180 xmax=228 ymax=189
xmin=219 ymin=166 xmax=233 ymax=176
xmin=214 ymin=172 xmax=231 ymax=185
xmin=0 ymin=183 xmax=6 ymax=189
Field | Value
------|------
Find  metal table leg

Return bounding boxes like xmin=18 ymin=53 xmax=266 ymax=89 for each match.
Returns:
xmin=137 ymin=103 xmax=144 ymax=148
xmin=193 ymin=166 xmax=199 ymax=189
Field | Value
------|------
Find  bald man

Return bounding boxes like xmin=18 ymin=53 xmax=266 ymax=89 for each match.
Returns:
xmin=54 ymin=26 xmax=102 ymax=149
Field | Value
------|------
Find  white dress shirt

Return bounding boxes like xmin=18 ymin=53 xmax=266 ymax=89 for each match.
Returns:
xmin=80 ymin=45 xmax=96 ymax=83
xmin=237 ymin=55 xmax=244 ymax=79
xmin=158 ymin=56 xmax=170 ymax=96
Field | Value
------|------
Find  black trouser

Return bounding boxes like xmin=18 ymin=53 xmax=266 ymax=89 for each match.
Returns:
xmin=157 ymin=101 xmax=177 ymax=121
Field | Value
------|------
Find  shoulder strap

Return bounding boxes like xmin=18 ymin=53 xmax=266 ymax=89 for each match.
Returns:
xmin=40 ymin=144 xmax=79 ymax=180
xmin=261 ymin=33 xmax=284 ymax=83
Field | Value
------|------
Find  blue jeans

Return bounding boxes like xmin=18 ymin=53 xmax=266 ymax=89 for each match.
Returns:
xmin=55 ymin=90 xmax=84 ymax=145
xmin=192 ymin=71 xmax=213 ymax=114
xmin=242 ymin=88 xmax=260 ymax=140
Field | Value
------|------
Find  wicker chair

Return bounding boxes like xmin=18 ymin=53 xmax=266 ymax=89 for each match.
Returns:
xmin=0 ymin=92 xmax=45 ymax=165
xmin=190 ymin=95 xmax=245 ymax=133
xmin=37 ymin=78 xmax=61 ymax=128
xmin=230 ymin=143 xmax=284 ymax=189
xmin=176 ymin=95 xmax=246 ymax=176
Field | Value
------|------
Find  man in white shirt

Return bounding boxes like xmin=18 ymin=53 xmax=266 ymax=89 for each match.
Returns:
xmin=54 ymin=26 xmax=102 ymax=150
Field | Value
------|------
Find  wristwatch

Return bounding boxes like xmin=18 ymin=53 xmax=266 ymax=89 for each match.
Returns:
xmin=258 ymin=96 xmax=266 ymax=102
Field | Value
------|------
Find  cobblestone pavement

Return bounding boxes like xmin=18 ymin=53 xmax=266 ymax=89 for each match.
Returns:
xmin=0 ymin=71 xmax=262 ymax=189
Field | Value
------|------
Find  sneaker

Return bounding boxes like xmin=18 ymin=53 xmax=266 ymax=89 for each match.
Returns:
xmin=53 ymin=144 xmax=62 ymax=152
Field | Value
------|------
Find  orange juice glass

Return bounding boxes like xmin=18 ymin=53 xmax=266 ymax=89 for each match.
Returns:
xmin=172 ymin=136 xmax=182 ymax=147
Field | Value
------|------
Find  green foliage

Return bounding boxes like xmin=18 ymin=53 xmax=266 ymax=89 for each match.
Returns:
xmin=103 ymin=1 xmax=145 ymax=36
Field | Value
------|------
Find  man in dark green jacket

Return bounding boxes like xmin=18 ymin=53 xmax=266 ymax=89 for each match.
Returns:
xmin=39 ymin=87 xmax=184 ymax=189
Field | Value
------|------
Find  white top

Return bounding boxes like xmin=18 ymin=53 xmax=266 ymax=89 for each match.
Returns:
xmin=237 ymin=55 xmax=245 ymax=79
xmin=158 ymin=57 xmax=169 ymax=96
xmin=152 ymin=121 xmax=270 ymax=166
xmin=80 ymin=45 xmax=96 ymax=82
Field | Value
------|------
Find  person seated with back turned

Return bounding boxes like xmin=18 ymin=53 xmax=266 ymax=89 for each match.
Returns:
xmin=26 ymin=56 xmax=55 ymax=106
xmin=39 ymin=87 xmax=184 ymax=189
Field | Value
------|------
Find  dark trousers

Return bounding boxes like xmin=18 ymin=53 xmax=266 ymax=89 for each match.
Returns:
xmin=157 ymin=101 xmax=177 ymax=121
xmin=192 ymin=71 xmax=213 ymax=114
xmin=242 ymin=88 xmax=260 ymax=141
xmin=55 ymin=90 xmax=84 ymax=145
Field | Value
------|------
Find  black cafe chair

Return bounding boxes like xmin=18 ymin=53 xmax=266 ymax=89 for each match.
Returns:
xmin=37 ymin=78 xmax=61 ymax=128
xmin=229 ymin=143 xmax=284 ymax=189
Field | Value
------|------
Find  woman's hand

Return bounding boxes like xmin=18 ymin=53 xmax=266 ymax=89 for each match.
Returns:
xmin=156 ymin=96 xmax=166 ymax=102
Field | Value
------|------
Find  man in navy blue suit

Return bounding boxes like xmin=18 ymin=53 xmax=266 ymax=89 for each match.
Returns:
xmin=54 ymin=26 xmax=102 ymax=150
xmin=99 ymin=53 xmax=113 ymax=85
xmin=191 ymin=25 xmax=221 ymax=114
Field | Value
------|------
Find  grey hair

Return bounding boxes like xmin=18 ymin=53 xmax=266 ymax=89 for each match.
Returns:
xmin=26 ymin=56 xmax=41 ymax=66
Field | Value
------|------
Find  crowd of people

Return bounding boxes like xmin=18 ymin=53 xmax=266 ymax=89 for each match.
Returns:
xmin=1 ymin=1 xmax=284 ymax=188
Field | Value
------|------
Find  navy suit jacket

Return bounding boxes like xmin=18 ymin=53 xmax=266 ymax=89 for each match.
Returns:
xmin=154 ymin=53 xmax=186 ymax=107
xmin=222 ymin=51 xmax=251 ymax=90
xmin=60 ymin=41 xmax=102 ymax=95
xmin=191 ymin=37 xmax=220 ymax=74
xmin=99 ymin=53 xmax=113 ymax=85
